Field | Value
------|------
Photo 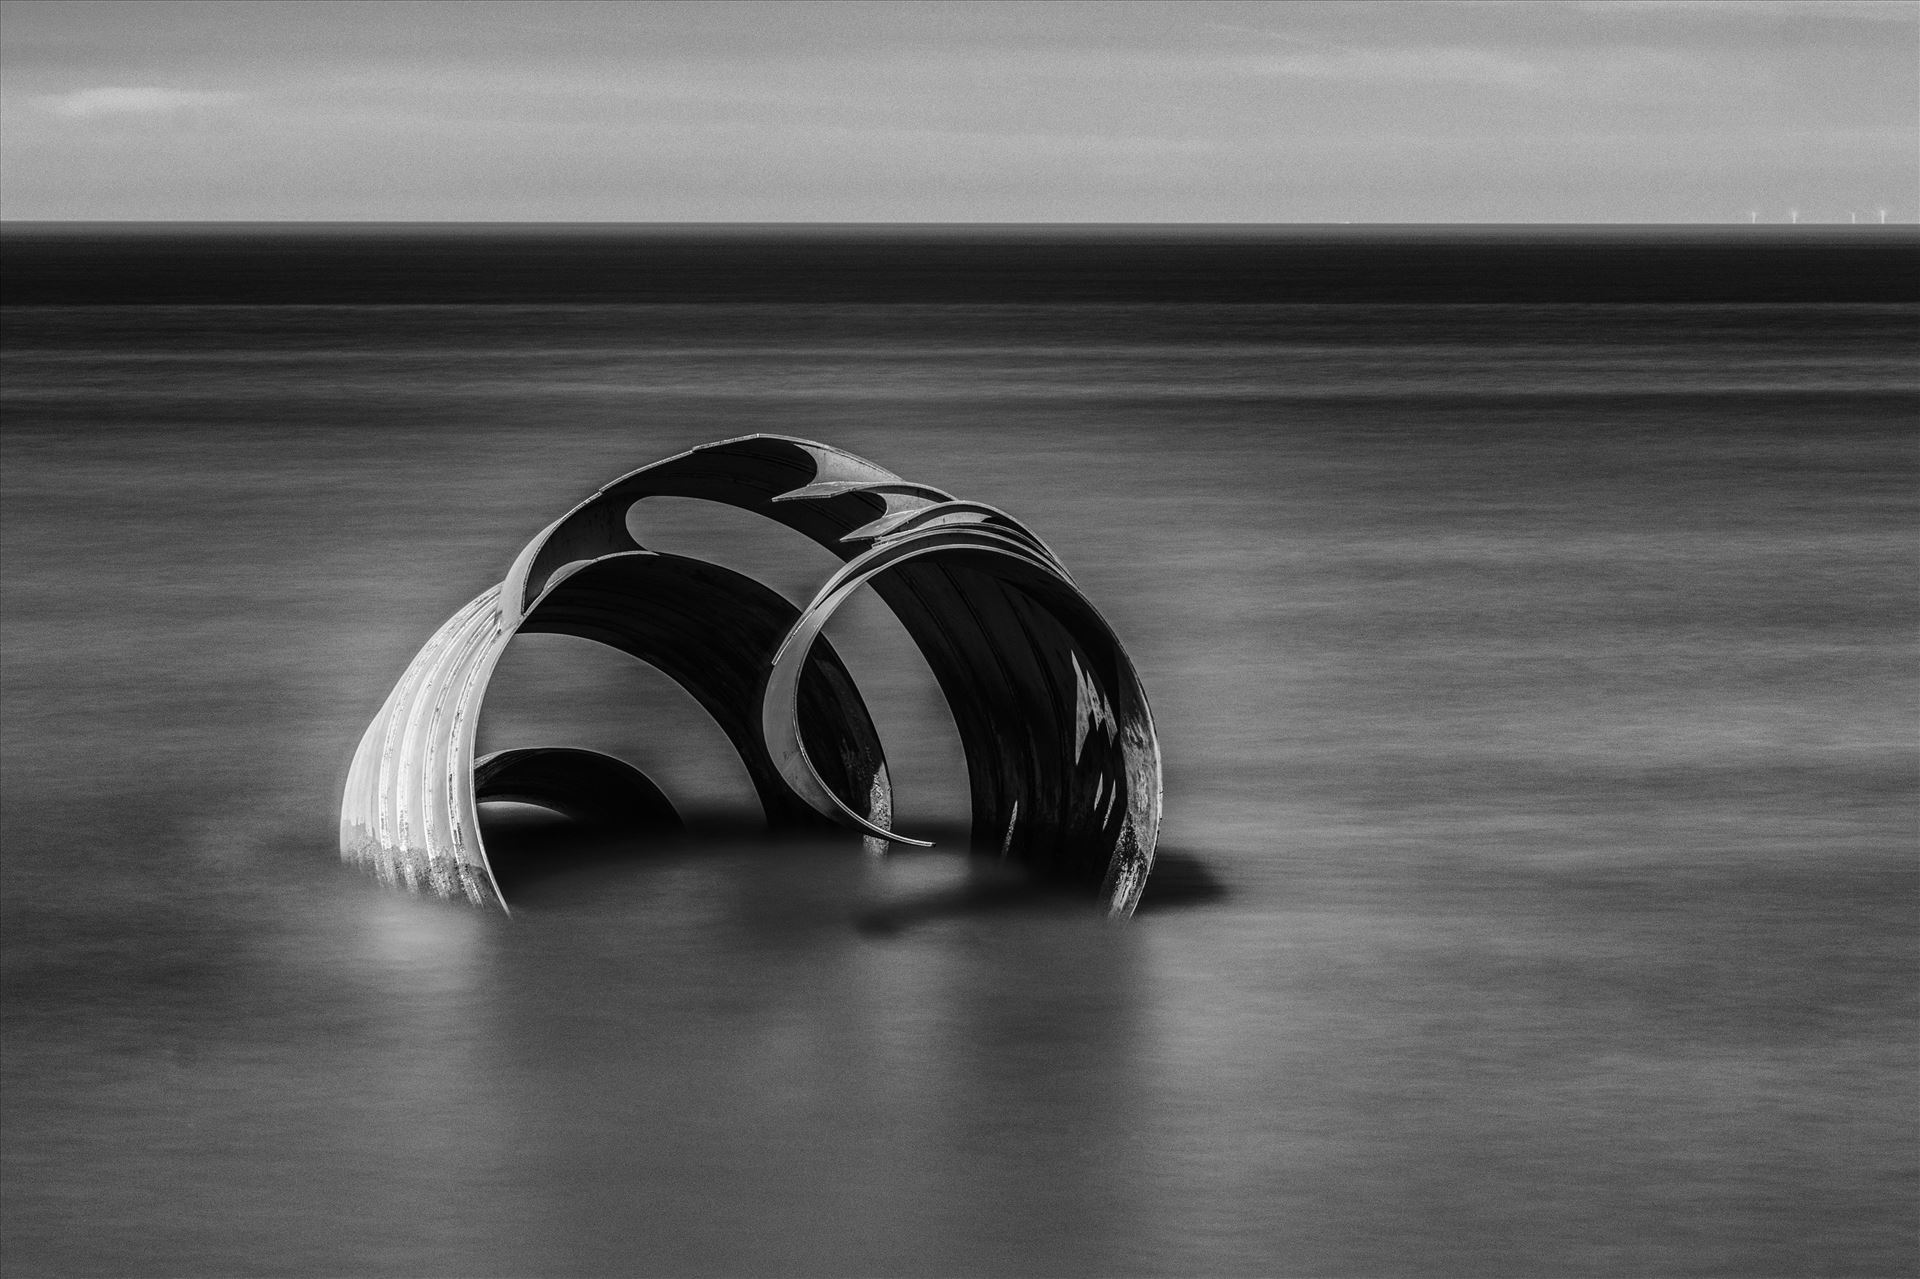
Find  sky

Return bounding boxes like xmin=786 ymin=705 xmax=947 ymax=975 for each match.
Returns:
xmin=1 ymin=0 xmax=1914 ymax=222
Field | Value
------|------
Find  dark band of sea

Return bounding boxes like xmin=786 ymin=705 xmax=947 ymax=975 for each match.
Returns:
xmin=6 ymin=221 xmax=1918 ymax=303
xmin=3 ymin=225 xmax=1915 ymax=1277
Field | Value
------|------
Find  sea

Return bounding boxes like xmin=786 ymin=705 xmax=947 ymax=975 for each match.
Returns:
xmin=2 ymin=226 xmax=1915 ymax=1277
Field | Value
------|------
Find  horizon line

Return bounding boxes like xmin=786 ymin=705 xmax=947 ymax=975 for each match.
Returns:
xmin=4 ymin=219 xmax=1915 ymax=235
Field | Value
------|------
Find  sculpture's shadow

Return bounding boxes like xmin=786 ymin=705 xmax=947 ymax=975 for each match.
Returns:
xmin=479 ymin=806 xmax=1225 ymax=927
xmin=853 ymin=846 xmax=1228 ymax=936
xmin=477 ymin=804 xmax=700 ymax=903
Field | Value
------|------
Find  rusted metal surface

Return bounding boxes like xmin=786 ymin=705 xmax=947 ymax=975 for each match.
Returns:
xmin=340 ymin=436 xmax=1161 ymax=914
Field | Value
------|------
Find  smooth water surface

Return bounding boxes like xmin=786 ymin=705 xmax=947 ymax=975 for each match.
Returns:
xmin=3 ymin=271 xmax=1915 ymax=1275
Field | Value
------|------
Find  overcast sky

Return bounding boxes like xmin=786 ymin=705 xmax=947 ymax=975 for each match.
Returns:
xmin=1 ymin=0 xmax=1913 ymax=222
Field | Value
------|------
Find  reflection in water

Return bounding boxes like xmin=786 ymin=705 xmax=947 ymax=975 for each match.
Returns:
xmin=371 ymin=839 xmax=1152 ymax=1276
xmin=358 ymin=889 xmax=486 ymax=985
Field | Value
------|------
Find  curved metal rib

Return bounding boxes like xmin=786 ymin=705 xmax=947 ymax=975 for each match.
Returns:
xmin=340 ymin=548 xmax=892 ymax=911
xmin=763 ymin=524 xmax=1161 ymax=914
xmin=505 ymin=435 xmax=945 ymax=617
xmin=520 ymin=552 xmax=889 ymax=837
xmin=340 ymin=585 xmax=508 ymax=906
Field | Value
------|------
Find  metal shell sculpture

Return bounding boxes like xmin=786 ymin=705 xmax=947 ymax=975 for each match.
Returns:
xmin=340 ymin=436 xmax=1161 ymax=915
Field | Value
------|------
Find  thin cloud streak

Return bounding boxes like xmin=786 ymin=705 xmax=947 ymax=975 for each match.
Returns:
xmin=0 ymin=0 xmax=1911 ymax=221
xmin=32 ymin=85 xmax=244 ymax=120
